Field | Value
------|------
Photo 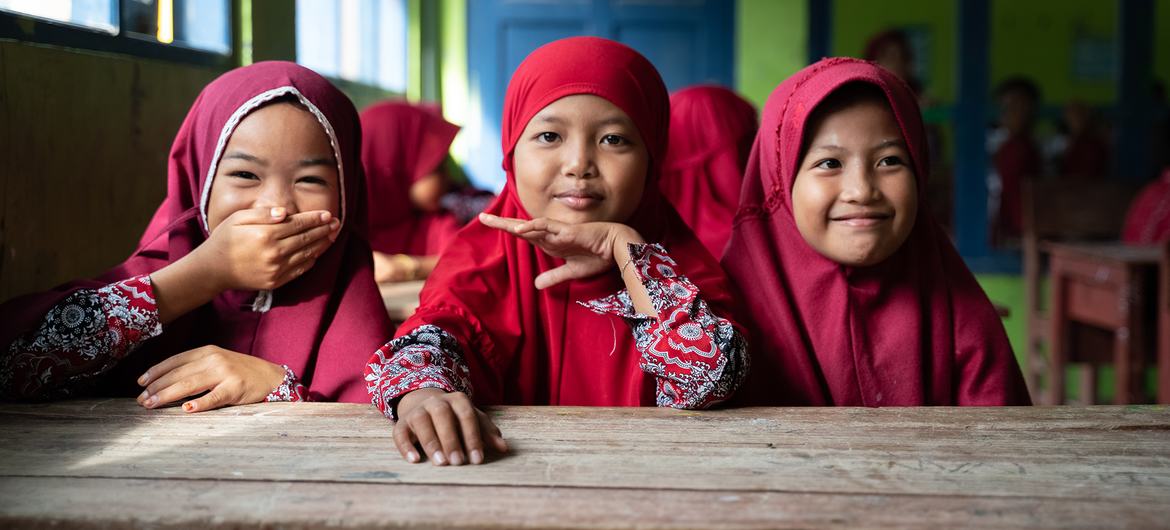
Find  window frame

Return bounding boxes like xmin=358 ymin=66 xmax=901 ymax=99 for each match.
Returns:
xmin=0 ymin=0 xmax=236 ymax=68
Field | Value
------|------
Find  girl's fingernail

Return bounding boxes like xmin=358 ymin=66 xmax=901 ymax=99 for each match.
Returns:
xmin=320 ymin=211 xmax=331 ymax=222
xmin=147 ymin=395 xmax=159 ymax=407
xmin=137 ymin=372 xmax=149 ymax=385
xmin=331 ymin=219 xmax=341 ymax=230
xmin=406 ymin=450 xmax=419 ymax=463
xmin=469 ymin=450 xmax=483 ymax=464
xmin=432 ymin=451 xmax=447 ymax=465
xmin=182 ymin=402 xmax=195 ymax=412
xmin=271 ymin=207 xmax=285 ymax=218
xmin=138 ymin=390 xmax=149 ymax=401
xmin=449 ymin=451 xmax=464 ymax=466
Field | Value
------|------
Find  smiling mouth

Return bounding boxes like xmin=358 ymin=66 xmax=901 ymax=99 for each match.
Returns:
xmin=830 ymin=212 xmax=892 ymax=227
xmin=552 ymin=191 xmax=604 ymax=210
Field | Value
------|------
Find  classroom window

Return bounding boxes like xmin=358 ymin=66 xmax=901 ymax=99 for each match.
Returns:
xmin=0 ymin=0 xmax=232 ymax=61
xmin=296 ymin=0 xmax=407 ymax=92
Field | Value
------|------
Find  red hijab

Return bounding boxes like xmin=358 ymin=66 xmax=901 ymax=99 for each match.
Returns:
xmin=660 ymin=86 xmax=758 ymax=256
xmin=722 ymin=58 xmax=1030 ymax=406
xmin=398 ymin=37 xmax=739 ymax=406
xmin=0 ymin=61 xmax=392 ymax=402
xmin=1121 ymin=168 xmax=1170 ymax=243
xmin=361 ymin=100 xmax=463 ymax=255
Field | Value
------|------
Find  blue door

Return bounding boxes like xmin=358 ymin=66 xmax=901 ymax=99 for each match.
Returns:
xmin=464 ymin=0 xmax=735 ymax=190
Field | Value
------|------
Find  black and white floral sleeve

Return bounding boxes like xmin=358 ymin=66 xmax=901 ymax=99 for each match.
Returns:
xmin=364 ymin=324 xmax=473 ymax=420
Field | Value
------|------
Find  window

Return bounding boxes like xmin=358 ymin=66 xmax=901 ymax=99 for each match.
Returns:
xmin=296 ymin=0 xmax=407 ymax=92
xmin=0 ymin=0 xmax=232 ymax=64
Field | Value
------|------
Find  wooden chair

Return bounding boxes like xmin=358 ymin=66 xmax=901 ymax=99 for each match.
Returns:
xmin=1021 ymin=178 xmax=1141 ymax=404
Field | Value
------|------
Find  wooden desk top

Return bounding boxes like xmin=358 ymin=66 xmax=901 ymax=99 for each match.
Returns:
xmin=1 ymin=400 xmax=1168 ymax=528
xmin=379 ymin=280 xmax=424 ymax=321
xmin=1039 ymin=241 xmax=1161 ymax=264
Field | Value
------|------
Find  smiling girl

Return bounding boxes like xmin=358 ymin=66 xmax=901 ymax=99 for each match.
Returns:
xmin=365 ymin=37 xmax=749 ymax=466
xmin=0 ymin=62 xmax=391 ymax=410
xmin=723 ymin=58 xmax=1029 ymax=407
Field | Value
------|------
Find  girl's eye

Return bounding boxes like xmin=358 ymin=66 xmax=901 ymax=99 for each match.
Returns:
xmin=600 ymin=134 xmax=627 ymax=146
xmin=814 ymin=159 xmax=841 ymax=170
xmin=536 ymin=132 xmax=560 ymax=143
xmin=878 ymin=156 xmax=904 ymax=167
xmin=229 ymin=171 xmax=260 ymax=181
xmin=297 ymin=176 xmax=329 ymax=186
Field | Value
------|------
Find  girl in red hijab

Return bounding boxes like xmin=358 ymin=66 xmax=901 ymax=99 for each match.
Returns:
xmin=722 ymin=58 xmax=1029 ymax=407
xmin=365 ymin=37 xmax=749 ymax=466
xmin=660 ymin=86 xmax=758 ymax=256
xmin=0 ymin=62 xmax=392 ymax=410
xmin=1121 ymin=168 xmax=1170 ymax=243
xmin=360 ymin=101 xmax=493 ymax=282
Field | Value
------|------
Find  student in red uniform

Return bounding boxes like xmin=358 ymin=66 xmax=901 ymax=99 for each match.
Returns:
xmin=722 ymin=58 xmax=1030 ymax=407
xmin=360 ymin=101 xmax=493 ymax=282
xmin=1122 ymin=168 xmax=1170 ymax=244
xmin=0 ymin=62 xmax=392 ymax=409
xmin=989 ymin=77 xmax=1042 ymax=244
xmin=365 ymin=37 xmax=749 ymax=466
xmin=659 ymin=85 xmax=757 ymax=256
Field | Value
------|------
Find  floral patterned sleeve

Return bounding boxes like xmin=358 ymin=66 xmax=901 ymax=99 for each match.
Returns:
xmin=581 ymin=243 xmax=749 ymax=409
xmin=265 ymin=364 xmax=308 ymax=402
xmin=364 ymin=324 xmax=473 ymax=420
xmin=0 ymin=275 xmax=163 ymax=400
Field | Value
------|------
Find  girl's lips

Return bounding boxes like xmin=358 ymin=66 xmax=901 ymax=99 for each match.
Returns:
xmin=830 ymin=212 xmax=892 ymax=227
xmin=553 ymin=192 xmax=603 ymax=210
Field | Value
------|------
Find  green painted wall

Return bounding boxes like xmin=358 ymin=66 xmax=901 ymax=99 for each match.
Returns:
xmin=735 ymin=0 xmax=807 ymax=110
xmin=831 ymin=0 xmax=957 ymax=103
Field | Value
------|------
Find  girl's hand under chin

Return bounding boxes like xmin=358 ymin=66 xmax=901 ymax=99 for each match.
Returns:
xmin=478 ymin=212 xmax=645 ymax=289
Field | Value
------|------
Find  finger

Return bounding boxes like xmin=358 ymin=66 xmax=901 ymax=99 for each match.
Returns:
xmin=182 ymin=385 xmax=231 ymax=413
xmin=534 ymin=263 xmax=587 ymax=290
xmin=392 ymin=422 xmax=422 ymax=463
xmin=138 ymin=349 xmax=206 ymax=388
xmin=140 ymin=360 xmax=203 ymax=406
xmin=451 ymin=398 xmax=485 ymax=465
xmin=426 ymin=400 xmax=467 ymax=466
xmin=478 ymin=212 xmax=526 ymax=233
xmin=407 ymin=413 xmax=448 ymax=466
xmin=224 ymin=206 xmax=290 ymax=227
xmin=270 ymin=210 xmax=334 ymax=239
xmin=148 ymin=369 xmax=217 ymax=408
xmin=514 ymin=217 xmax=563 ymax=235
xmin=478 ymin=411 xmax=510 ymax=453
xmin=279 ymin=223 xmax=338 ymax=261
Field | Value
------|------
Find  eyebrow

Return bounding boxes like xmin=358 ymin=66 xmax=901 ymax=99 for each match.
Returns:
xmin=532 ymin=114 xmax=634 ymax=127
xmin=221 ymin=151 xmax=335 ymax=168
xmin=808 ymin=138 xmax=906 ymax=152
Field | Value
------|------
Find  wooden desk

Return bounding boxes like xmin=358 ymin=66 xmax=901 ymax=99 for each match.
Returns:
xmin=379 ymin=279 xmax=425 ymax=323
xmin=1 ymin=400 xmax=1168 ymax=528
xmin=1043 ymin=242 xmax=1162 ymax=404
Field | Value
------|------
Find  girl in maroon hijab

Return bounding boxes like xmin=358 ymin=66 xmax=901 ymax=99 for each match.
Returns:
xmin=660 ymin=85 xmax=758 ymax=256
xmin=1122 ymin=168 xmax=1170 ymax=243
xmin=365 ymin=37 xmax=749 ymax=466
xmin=722 ymin=58 xmax=1029 ymax=407
xmin=360 ymin=101 xmax=492 ymax=282
xmin=0 ymin=62 xmax=392 ymax=410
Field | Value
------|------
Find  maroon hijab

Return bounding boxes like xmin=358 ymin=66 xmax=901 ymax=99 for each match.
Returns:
xmin=398 ymin=37 xmax=740 ymax=407
xmin=0 ymin=61 xmax=392 ymax=402
xmin=722 ymin=58 xmax=1030 ymax=406
xmin=660 ymin=85 xmax=758 ymax=256
xmin=361 ymin=100 xmax=463 ymax=255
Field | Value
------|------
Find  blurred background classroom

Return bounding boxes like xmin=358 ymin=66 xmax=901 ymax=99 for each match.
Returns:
xmin=1 ymin=0 xmax=1168 ymax=404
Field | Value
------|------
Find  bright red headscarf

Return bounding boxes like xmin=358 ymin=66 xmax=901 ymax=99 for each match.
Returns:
xmin=0 ymin=61 xmax=392 ymax=402
xmin=660 ymin=85 xmax=757 ymax=256
xmin=361 ymin=100 xmax=463 ymax=255
xmin=398 ymin=37 xmax=739 ymax=406
xmin=722 ymin=58 xmax=1030 ymax=406
xmin=1121 ymin=168 xmax=1170 ymax=243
